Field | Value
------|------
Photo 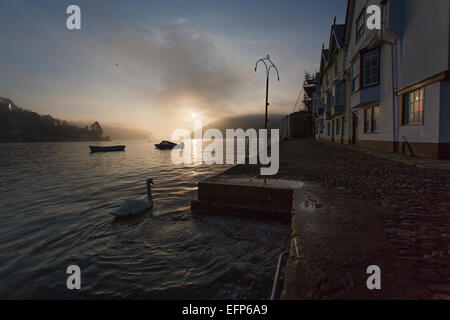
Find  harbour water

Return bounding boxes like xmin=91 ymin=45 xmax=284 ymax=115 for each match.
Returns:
xmin=0 ymin=140 xmax=289 ymax=299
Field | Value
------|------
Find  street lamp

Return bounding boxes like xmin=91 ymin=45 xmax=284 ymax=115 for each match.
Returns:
xmin=254 ymin=55 xmax=280 ymax=130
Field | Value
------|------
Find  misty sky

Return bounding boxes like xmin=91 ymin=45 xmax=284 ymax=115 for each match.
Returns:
xmin=0 ymin=0 xmax=347 ymax=137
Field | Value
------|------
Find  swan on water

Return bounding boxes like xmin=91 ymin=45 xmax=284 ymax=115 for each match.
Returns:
xmin=111 ymin=178 xmax=154 ymax=217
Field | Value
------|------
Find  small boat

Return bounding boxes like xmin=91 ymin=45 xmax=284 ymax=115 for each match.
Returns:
xmin=89 ymin=145 xmax=125 ymax=153
xmin=154 ymin=140 xmax=182 ymax=150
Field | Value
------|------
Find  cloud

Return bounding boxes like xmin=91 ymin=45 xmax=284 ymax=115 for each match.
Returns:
xmin=0 ymin=1 xmax=306 ymax=137
xmin=99 ymin=20 xmax=254 ymax=120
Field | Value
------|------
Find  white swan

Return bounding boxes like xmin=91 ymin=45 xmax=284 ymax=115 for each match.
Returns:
xmin=111 ymin=178 xmax=154 ymax=217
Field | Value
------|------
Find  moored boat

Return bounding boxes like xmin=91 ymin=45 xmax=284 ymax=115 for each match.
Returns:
xmin=154 ymin=140 xmax=179 ymax=150
xmin=89 ymin=145 xmax=126 ymax=152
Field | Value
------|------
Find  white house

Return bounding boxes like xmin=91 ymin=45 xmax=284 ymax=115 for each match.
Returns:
xmin=342 ymin=0 xmax=450 ymax=159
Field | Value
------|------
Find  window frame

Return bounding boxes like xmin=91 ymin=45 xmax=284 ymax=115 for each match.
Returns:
xmin=402 ymin=88 xmax=425 ymax=126
xmin=335 ymin=81 xmax=345 ymax=106
xmin=364 ymin=108 xmax=371 ymax=133
xmin=336 ymin=118 xmax=341 ymax=136
xmin=351 ymin=57 xmax=360 ymax=93
xmin=371 ymin=106 xmax=380 ymax=133
xmin=355 ymin=9 xmax=365 ymax=43
xmin=363 ymin=106 xmax=380 ymax=134
xmin=362 ymin=49 xmax=380 ymax=88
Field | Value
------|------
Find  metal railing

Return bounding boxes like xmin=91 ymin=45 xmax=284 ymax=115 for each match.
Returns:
xmin=270 ymin=238 xmax=301 ymax=300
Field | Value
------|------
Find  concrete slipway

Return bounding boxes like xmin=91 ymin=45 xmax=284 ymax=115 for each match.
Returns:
xmin=191 ymin=173 xmax=430 ymax=300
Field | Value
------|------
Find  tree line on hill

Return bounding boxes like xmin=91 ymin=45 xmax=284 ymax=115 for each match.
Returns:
xmin=0 ymin=97 xmax=109 ymax=142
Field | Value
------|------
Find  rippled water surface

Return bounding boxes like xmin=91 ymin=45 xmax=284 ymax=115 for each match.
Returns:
xmin=0 ymin=141 xmax=289 ymax=299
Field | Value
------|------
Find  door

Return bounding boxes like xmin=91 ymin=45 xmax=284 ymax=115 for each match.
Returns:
xmin=352 ymin=112 xmax=358 ymax=144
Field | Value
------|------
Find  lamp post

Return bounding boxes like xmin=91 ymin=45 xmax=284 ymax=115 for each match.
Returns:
xmin=254 ymin=55 xmax=280 ymax=130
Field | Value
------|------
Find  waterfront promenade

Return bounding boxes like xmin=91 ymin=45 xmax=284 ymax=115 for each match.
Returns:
xmin=225 ymin=139 xmax=450 ymax=299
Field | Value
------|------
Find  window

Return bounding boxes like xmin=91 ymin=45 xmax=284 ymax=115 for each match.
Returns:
xmin=371 ymin=106 xmax=380 ymax=132
xmin=326 ymin=90 xmax=332 ymax=110
xmin=364 ymin=108 xmax=370 ymax=133
xmin=336 ymin=82 xmax=345 ymax=105
xmin=351 ymin=57 xmax=360 ymax=93
xmin=316 ymin=119 xmax=324 ymax=134
xmin=327 ymin=123 xmax=330 ymax=136
xmin=336 ymin=118 xmax=341 ymax=136
xmin=342 ymin=118 xmax=345 ymax=137
xmin=364 ymin=106 xmax=380 ymax=133
xmin=363 ymin=49 xmax=380 ymax=87
xmin=403 ymin=88 xmax=424 ymax=125
xmin=356 ymin=10 xmax=365 ymax=42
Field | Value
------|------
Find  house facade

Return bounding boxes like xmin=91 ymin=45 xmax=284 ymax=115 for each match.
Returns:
xmin=319 ymin=23 xmax=347 ymax=144
xmin=312 ymin=72 xmax=325 ymax=139
xmin=315 ymin=0 xmax=450 ymax=159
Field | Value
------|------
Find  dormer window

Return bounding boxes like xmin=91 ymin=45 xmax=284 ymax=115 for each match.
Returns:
xmin=356 ymin=9 xmax=365 ymax=42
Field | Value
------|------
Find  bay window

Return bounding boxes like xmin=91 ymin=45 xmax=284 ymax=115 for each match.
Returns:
xmin=363 ymin=49 xmax=380 ymax=87
xmin=336 ymin=81 xmax=345 ymax=105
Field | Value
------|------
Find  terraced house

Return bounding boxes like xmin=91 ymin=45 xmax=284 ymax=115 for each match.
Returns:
xmin=318 ymin=21 xmax=347 ymax=143
xmin=316 ymin=0 xmax=450 ymax=159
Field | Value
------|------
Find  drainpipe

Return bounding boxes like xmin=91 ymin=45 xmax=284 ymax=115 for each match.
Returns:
xmin=391 ymin=42 xmax=398 ymax=153
xmin=381 ymin=3 xmax=399 ymax=153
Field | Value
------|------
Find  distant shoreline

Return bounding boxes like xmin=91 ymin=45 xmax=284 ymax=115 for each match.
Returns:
xmin=0 ymin=138 xmax=118 ymax=144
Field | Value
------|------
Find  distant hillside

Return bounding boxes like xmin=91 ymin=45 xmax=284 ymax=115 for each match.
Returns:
xmin=102 ymin=126 xmax=154 ymax=141
xmin=201 ymin=113 xmax=285 ymax=135
xmin=0 ymin=97 xmax=154 ymax=142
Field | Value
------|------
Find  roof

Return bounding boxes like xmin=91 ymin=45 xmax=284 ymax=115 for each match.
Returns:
xmin=320 ymin=48 xmax=329 ymax=72
xmin=332 ymin=24 xmax=345 ymax=48
xmin=322 ymin=49 xmax=329 ymax=62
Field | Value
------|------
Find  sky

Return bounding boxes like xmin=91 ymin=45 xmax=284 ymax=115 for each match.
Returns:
xmin=0 ymin=0 xmax=347 ymax=137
